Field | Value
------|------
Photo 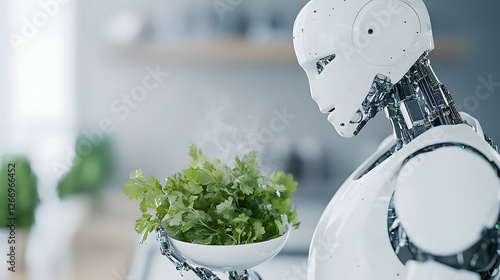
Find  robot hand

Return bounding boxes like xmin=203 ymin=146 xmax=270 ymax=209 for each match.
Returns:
xmin=155 ymin=227 xmax=261 ymax=280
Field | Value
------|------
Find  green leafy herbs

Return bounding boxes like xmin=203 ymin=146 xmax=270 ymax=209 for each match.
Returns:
xmin=124 ymin=144 xmax=300 ymax=245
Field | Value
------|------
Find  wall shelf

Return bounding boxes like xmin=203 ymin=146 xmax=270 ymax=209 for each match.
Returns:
xmin=101 ymin=37 xmax=468 ymax=66
xmin=101 ymin=38 xmax=298 ymax=66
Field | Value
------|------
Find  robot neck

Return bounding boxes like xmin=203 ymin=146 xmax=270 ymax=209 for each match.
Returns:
xmin=387 ymin=55 xmax=463 ymax=148
xmin=359 ymin=54 xmax=463 ymax=149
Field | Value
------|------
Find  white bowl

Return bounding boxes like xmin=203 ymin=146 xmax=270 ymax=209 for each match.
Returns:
xmin=169 ymin=230 xmax=290 ymax=272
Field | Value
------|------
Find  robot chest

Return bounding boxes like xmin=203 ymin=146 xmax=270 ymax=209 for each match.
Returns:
xmin=308 ymin=162 xmax=406 ymax=279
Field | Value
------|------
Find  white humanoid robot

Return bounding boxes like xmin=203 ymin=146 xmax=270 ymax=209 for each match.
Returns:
xmin=293 ymin=0 xmax=500 ymax=279
xmin=153 ymin=1 xmax=500 ymax=279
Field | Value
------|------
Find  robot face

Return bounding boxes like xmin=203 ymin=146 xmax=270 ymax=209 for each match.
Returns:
xmin=293 ymin=0 xmax=434 ymax=137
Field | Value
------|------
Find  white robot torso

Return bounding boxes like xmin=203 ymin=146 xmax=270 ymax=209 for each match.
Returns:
xmin=308 ymin=118 xmax=500 ymax=280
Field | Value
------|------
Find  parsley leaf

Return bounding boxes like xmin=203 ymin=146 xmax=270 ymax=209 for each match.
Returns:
xmin=124 ymin=145 xmax=299 ymax=245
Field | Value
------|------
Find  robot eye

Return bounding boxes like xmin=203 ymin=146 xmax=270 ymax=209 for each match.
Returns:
xmin=316 ymin=54 xmax=336 ymax=74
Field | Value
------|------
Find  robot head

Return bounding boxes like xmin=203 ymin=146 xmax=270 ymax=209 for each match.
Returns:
xmin=293 ymin=0 xmax=434 ymax=137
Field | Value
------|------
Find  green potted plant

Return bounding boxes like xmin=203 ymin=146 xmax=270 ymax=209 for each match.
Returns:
xmin=0 ymin=155 xmax=39 ymax=273
xmin=57 ymin=134 xmax=114 ymax=201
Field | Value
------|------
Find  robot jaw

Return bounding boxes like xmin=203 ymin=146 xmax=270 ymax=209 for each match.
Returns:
xmin=349 ymin=54 xmax=463 ymax=146
xmin=293 ymin=0 xmax=434 ymax=138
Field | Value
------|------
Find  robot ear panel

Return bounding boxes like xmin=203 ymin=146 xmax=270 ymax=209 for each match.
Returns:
xmin=316 ymin=54 xmax=336 ymax=75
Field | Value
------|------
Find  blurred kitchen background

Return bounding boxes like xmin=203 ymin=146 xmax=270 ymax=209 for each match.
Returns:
xmin=0 ymin=0 xmax=499 ymax=279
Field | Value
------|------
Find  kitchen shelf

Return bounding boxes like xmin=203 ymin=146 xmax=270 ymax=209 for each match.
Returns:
xmin=101 ymin=38 xmax=298 ymax=66
xmin=101 ymin=37 xmax=468 ymax=66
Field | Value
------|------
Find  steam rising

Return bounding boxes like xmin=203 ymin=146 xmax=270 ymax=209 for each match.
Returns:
xmin=196 ymin=94 xmax=280 ymax=174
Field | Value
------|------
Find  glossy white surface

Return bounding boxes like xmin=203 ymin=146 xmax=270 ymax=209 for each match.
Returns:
xmin=169 ymin=230 xmax=290 ymax=272
xmin=406 ymin=260 xmax=480 ymax=280
xmin=128 ymin=230 xmax=308 ymax=280
xmin=307 ymin=123 xmax=500 ymax=279
xmin=395 ymin=146 xmax=500 ymax=256
xmin=292 ymin=0 xmax=434 ymax=137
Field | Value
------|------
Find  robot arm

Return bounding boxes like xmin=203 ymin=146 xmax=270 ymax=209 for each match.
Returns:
xmin=393 ymin=145 xmax=500 ymax=279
